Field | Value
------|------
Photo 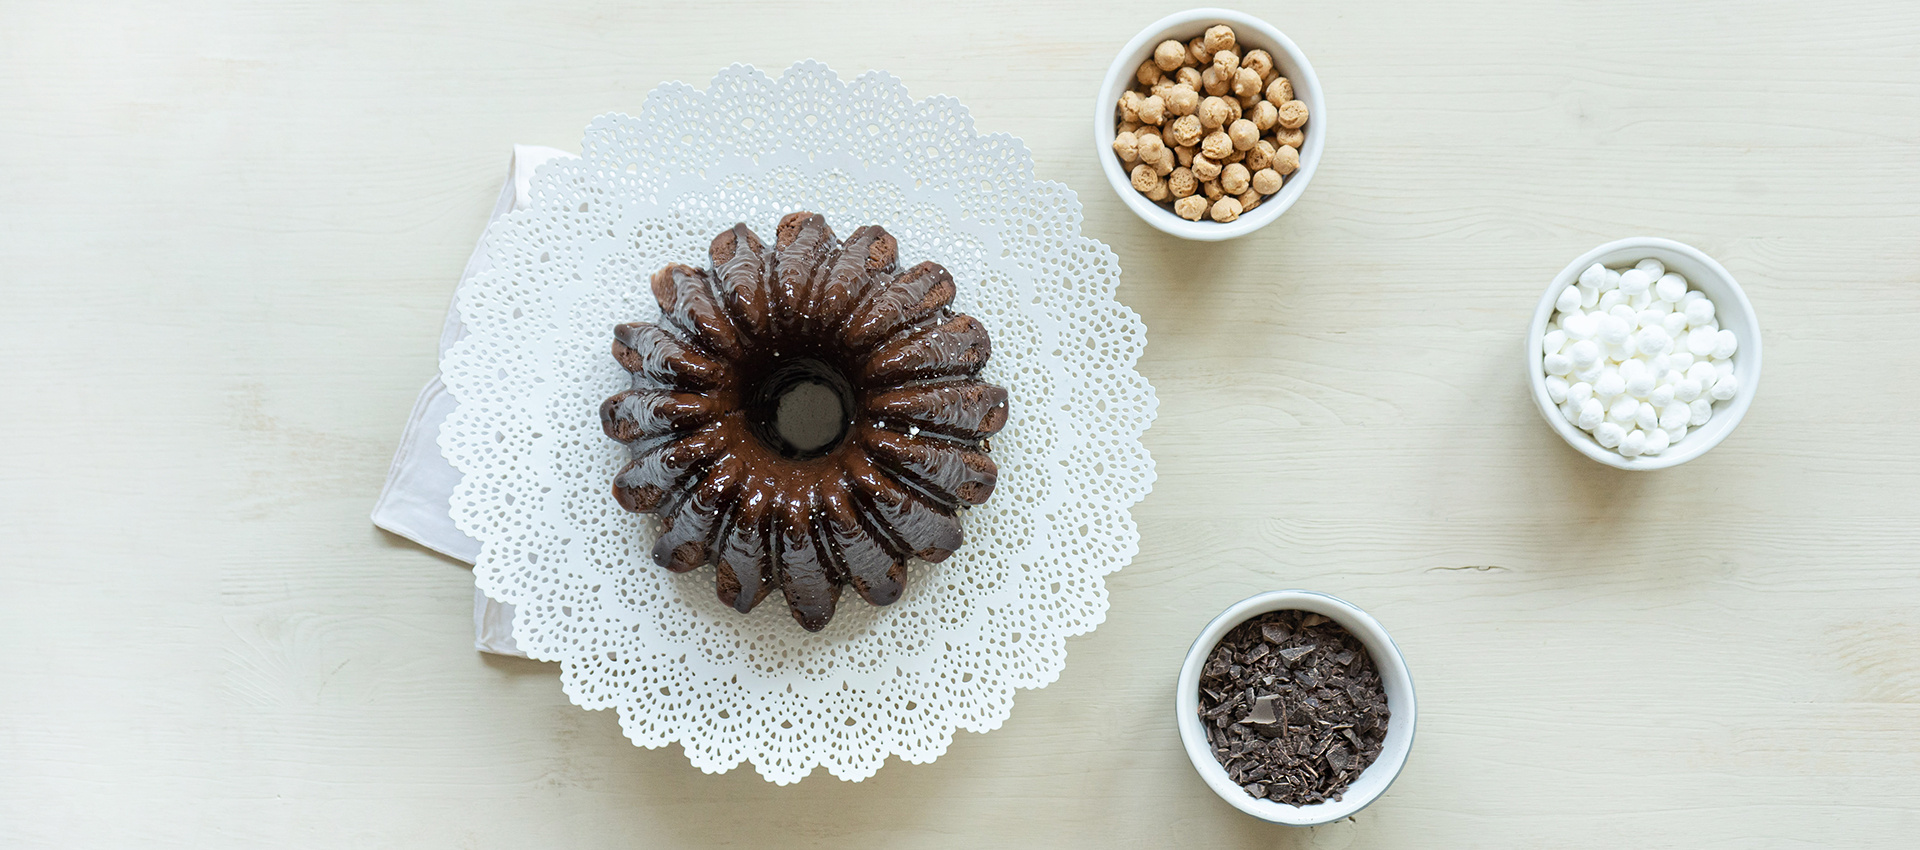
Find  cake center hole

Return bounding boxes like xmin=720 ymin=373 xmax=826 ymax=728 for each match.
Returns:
xmin=747 ymin=358 xmax=854 ymax=460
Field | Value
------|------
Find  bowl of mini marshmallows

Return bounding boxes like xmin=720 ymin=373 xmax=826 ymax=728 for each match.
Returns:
xmin=1095 ymin=8 xmax=1324 ymax=241
xmin=1528 ymin=237 xmax=1762 ymax=470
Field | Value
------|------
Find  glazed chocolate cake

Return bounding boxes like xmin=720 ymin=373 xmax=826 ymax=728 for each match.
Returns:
xmin=600 ymin=212 xmax=1009 ymax=632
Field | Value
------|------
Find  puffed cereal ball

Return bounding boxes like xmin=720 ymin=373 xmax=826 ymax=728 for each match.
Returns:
xmin=1202 ymin=179 xmax=1224 ymax=201
xmin=1245 ymin=139 xmax=1275 ymax=171
xmin=1118 ymin=91 xmax=1142 ymax=123
xmin=1212 ymin=50 xmax=1240 ymax=77
xmin=1266 ymin=77 xmax=1294 ymax=106
xmin=1176 ymin=67 xmax=1202 ymax=89
xmin=1130 ymin=163 xmax=1161 ymax=193
xmin=1210 ymin=195 xmax=1243 ymax=222
xmin=1135 ymin=132 xmax=1166 ymax=163
xmin=1271 ymin=143 xmax=1299 ymax=175
xmin=1201 ymin=65 xmax=1231 ymax=96
xmin=1149 ymin=149 xmax=1175 ymax=176
xmin=1277 ymin=99 xmax=1309 ymax=129
xmin=1201 ymin=130 xmax=1235 ymax=160
xmin=1137 ymin=94 xmax=1167 ymax=126
xmin=1167 ymin=84 xmax=1200 ymax=116
xmin=1146 ymin=180 xmax=1171 ymax=202
xmin=1167 ymin=114 xmax=1204 ymax=148
xmin=1252 ymin=167 xmax=1284 ymax=195
xmin=1136 ymin=60 xmax=1162 ymax=86
xmin=1202 ymin=24 xmax=1236 ymax=56
xmin=1198 ymin=96 xmax=1228 ymax=129
xmin=1228 ymin=118 xmax=1259 ymax=151
xmin=1272 ymin=125 xmax=1304 ymax=149
xmin=1237 ymin=188 xmax=1262 ymax=211
xmin=1112 ymin=131 xmax=1139 ymax=163
xmin=1168 ymin=166 xmax=1197 ymax=198
xmin=1250 ymin=100 xmax=1278 ymax=131
xmin=1187 ymin=36 xmax=1210 ymax=66
xmin=1242 ymin=49 xmax=1275 ymax=80
xmin=1221 ymin=162 xmax=1251 ymax=194
xmin=1175 ymin=194 xmax=1209 ymax=221
xmin=1154 ymin=39 xmax=1188 ymax=72
xmin=1191 ymin=153 xmax=1222 ymax=181
xmin=1233 ymin=68 xmax=1263 ymax=101
xmin=1174 ymin=145 xmax=1196 ymax=166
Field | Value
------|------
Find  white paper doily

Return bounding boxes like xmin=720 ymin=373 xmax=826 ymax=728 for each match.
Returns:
xmin=440 ymin=62 xmax=1156 ymax=783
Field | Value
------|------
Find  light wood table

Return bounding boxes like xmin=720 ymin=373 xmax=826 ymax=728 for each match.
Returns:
xmin=5 ymin=1 xmax=1919 ymax=846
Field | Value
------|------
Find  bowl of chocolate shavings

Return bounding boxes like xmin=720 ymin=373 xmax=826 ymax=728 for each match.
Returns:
xmin=1176 ymin=590 xmax=1416 ymax=825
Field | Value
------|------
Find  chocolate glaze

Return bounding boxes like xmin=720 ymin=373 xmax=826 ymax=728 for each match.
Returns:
xmin=601 ymin=213 xmax=1007 ymax=632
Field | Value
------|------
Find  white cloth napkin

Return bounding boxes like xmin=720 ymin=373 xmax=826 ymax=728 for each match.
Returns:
xmin=372 ymin=144 xmax=574 ymax=658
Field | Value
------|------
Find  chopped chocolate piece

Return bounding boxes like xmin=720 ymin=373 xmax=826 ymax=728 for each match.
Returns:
xmin=1193 ymin=609 xmax=1390 ymax=807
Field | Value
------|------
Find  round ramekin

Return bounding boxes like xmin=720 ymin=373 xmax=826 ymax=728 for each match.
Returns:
xmin=1527 ymin=237 xmax=1763 ymax=470
xmin=1094 ymin=8 xmax=1325 ymax=241
xmin=1176 ymin=590 xmax=1415 ymax=826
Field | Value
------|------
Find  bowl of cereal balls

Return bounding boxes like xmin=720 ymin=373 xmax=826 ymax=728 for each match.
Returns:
xmin=1528 ymin=237 xmax=1763 ymax=470
xmin=1096 ymin=8 xmax=1324 ymax=240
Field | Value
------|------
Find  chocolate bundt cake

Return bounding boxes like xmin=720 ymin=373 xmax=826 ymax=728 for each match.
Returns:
xmin=599 ymin=212 xmax=1009 ymax=632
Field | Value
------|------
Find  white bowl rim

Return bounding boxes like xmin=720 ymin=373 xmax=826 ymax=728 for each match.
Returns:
xmin=1175 ymin=589 xmax=1416 ymax=826
xmin=1093 ymin=7 xmax=1326 ymax=242
xmin=1526 ymin=236 xmax=1764 ymax=470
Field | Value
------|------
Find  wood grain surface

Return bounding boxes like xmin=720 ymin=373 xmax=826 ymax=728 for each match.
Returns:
xmin=3 ymin=0 xmax=1918 ymax=846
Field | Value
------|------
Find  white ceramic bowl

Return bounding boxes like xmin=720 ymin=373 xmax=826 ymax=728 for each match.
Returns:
xmin=1528 ymin=237 xmax=1763 ymax=470
xmin=1095 ymin=8 xmax=1325 ymax=241
xmin=1176 ymin=590 xmax=1415 ymax=826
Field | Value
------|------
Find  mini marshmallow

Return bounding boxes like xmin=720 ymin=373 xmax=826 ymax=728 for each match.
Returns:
xmin=1580 ymin=284 xmax=1600 ymax=308
xmin=1544 ymin=353 xmax=1572 ymax=375
xmin=1636 ymin=257 xmax=1665 ymax=279
xmin=1674 ymin=378 xmax=1702 ymax=402
xmin=1562 ymin=312 xmax=1598 ymax=340
xmin=1682 ymin=290 xmax=1705 ymax=304
xmin=1577 ymin=398 xmax=1604 ymax=429
xmin=1664 ymin=423 xmax=1688 ymax=444
xmin=1569 ymin=339 xmax=1600 ymax=369
xmin=1715 ymin=359 xmax=1735 ymax=383
xmin=1606 ymin=341 xmax=1633 ymax=363
xmin=1636 ymin=309 xmax=1664 ymax=330
xmin=1713 ymin=329 xmax=1738 ymax=359
xmin=1634 ymin=326 xmax=1674 ymax=358
xmin=1654 ymin=273 xmax=1687 ymax=302
xmin=1686 ymin=361 xmax=1717 ymax=387
xmin=1609 ymin=395 xmax=1640 ymax=422
xmin=1646 ymin=354 xmax=1671 ymax=378
xmin=1649 ymin=384 xmax=1675 ymax=408
xmin=1689 ymin=397 xmax=1713 ymax=426
xmin=1568 ymin=381 xmax=1594 ymax=405
xmin=1595 ymin=422 xmax=1625 ymax=448
xmin=1619 ymin=268 xmax=1651 ymax=296
xmin=1620 ymin=429 xmax=1647 ymax=457
xmin=1545 ymin=375 xmax=1570 ymax=404
xmin=1608 ymin=304 xmax=1637 ymax=324
xmin=1661 ymin=312 xmax=1689 ymax=338
xmin=1556 ymin=285 xmax=1581 ymax=313
xmin=1683 ymin=298 xmax=1714 ymax=326
xmin=1645 ymin=428 xmax=1670 ymax=454
xmin=1659 ymin=401 xmax=1690 ymax=430
xmin=1669 ymin=351 xmax=1694 ymax=372
xmin=1598 ymin=314 xmax=1632 ymax=345
xmin=1595 ymin=371 xmax=1626 ymax=399
xmin=1686 ymin=327 xmax=1717 ymax=356
xmin=1710 ymin=373 xmax=1739 ymax=401
xmin=1635 ymin=402 xmax=1658 ymax=431
xmin=1605 ymin=269 xmax=1622 ymax=290
xmin=1573 ymin=362 xmax=1604 ymax=384
xmin=1630 ymin=290 xmax=1654 ymax=310
xmin=1542 ymin=329 xmax=1567 ymax=356
xmin=1597 ymin=290 xmax=1625 ymax=311
xmin=1579 ymin=263 xmax=1606 ymax=289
